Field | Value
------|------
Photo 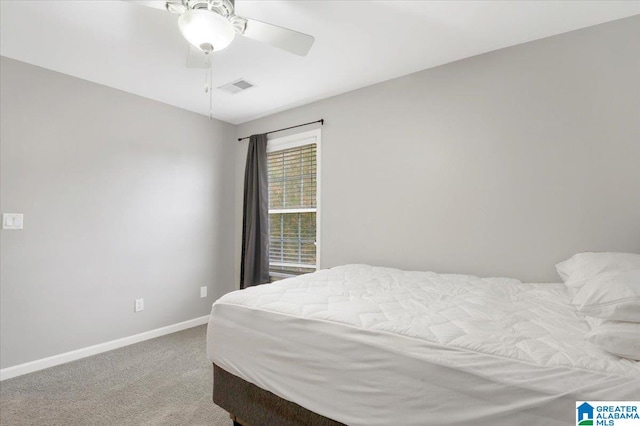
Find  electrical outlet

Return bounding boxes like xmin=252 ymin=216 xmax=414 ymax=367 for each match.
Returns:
xmin=200 ymin=286 xmax=207 ymax=298
xmin=134 ymin=298 xmax=144 ymax=312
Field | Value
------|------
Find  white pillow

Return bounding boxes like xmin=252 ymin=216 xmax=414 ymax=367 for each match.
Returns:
xmin=588 ymin=321 xmax=640 ymax=361
xmin=572 ymin=269 xmax=640 ymax=322
xmin=555 ymin=252 xmax=640 ymax=292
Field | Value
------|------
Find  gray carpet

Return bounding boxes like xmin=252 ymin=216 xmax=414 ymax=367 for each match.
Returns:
xmin=0 ymin=325 xmax=232 ymax=426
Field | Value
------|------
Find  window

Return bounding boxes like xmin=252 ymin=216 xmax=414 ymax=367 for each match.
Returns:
xmin=267 ymin=130 xmax=320 ymax=281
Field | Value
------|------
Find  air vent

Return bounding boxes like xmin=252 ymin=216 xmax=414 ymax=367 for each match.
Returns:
xmin=218 ymin=79 xmax=255 ymax=94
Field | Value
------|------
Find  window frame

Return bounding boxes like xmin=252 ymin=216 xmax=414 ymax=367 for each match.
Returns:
xmin=266 ymin=128 xmax=321 ymax=278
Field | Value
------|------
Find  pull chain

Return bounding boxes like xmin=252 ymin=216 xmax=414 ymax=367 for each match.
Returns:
xmin=203 ymin=53 xmax=213 ymax=120
xmin=208 ymin=55 xmax=213 ymax=120
xmin=204 ymin=61 xmax=209 ymax=94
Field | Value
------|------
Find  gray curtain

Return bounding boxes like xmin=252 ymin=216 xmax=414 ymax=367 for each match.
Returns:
xmin=240 ymin=134 xmax=269 ymax=289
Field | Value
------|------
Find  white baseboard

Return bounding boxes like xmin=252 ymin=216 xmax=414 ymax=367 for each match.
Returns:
xmin=0 ymin=315 xmax=209 ymax=381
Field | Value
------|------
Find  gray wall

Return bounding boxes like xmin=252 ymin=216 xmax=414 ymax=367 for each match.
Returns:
xmin=0 ymin=57 xmax=236 ymax=369
xmin=236 ymin=16 xmax=640 ymax=284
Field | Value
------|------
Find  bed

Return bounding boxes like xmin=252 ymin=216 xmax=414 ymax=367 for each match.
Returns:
xmin=206 ymin=264 xmax=640 ymax=425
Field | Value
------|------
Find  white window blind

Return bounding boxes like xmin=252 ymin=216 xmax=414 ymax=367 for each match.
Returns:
xmin=268 ymin=143 xmax=317 ymax=278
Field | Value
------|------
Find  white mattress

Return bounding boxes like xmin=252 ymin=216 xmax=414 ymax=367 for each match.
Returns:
xmin=207 ymin=264 xmax=640 ymax=426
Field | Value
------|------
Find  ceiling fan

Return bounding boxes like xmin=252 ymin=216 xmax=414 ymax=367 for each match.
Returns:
xmin=128 ymin=0 xmax=315 ymax=68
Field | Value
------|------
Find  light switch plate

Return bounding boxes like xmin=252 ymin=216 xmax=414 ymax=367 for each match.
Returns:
xmin=200 ymin=286 xmax=207 ymax=298
xmin=134 ymin=298 xmax=144 ymax=312
xmin=3 ymin=213 xmax=23 ymax=230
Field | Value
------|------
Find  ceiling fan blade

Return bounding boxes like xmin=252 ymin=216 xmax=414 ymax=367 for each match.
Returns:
xmin=124 ymin=1 xmax=185 ymax=14
xmin=186 ymin=45 xmax=211 ymax=69
xmin=241 ymin=18 xmax=315 ymax=56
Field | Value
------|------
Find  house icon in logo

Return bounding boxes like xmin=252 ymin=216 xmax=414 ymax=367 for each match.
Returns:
xmin=577 ymin=402 xmax=594 ymax=425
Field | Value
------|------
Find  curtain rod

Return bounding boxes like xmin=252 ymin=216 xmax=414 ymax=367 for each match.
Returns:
xmin=237 ymin=119 xmax=324 ymax=142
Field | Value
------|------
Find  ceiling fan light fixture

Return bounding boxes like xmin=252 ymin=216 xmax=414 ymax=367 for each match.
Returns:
xmin=178 ymin=9 xmax=235 ymax=53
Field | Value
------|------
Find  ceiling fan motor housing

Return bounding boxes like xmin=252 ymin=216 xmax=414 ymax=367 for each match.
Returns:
xmin=167 ymin=0 xmax=236 ymax=19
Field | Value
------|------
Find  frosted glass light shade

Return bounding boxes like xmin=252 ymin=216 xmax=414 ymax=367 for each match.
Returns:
xmin=178 ymin=9 xmax=235 ymax=52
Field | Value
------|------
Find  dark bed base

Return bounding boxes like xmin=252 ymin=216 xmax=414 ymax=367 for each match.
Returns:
xmin=213 ymin=363 xmax=345 ymax=426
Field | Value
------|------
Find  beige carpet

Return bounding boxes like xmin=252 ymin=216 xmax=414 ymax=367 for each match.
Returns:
xmin=0 ymin=325 xmax=232 ymax=426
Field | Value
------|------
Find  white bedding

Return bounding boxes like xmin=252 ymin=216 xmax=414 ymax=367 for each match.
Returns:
xmin=207 ymin=264 xmax=640 ymax=425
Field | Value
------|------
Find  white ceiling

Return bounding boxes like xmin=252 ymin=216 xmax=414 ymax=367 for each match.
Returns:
xmin=2 ymin=1 xmax=639 ymax=124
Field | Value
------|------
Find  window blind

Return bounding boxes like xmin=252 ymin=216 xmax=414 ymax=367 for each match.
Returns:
xmin=268 ymin=143 xmax=317 ymax=277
